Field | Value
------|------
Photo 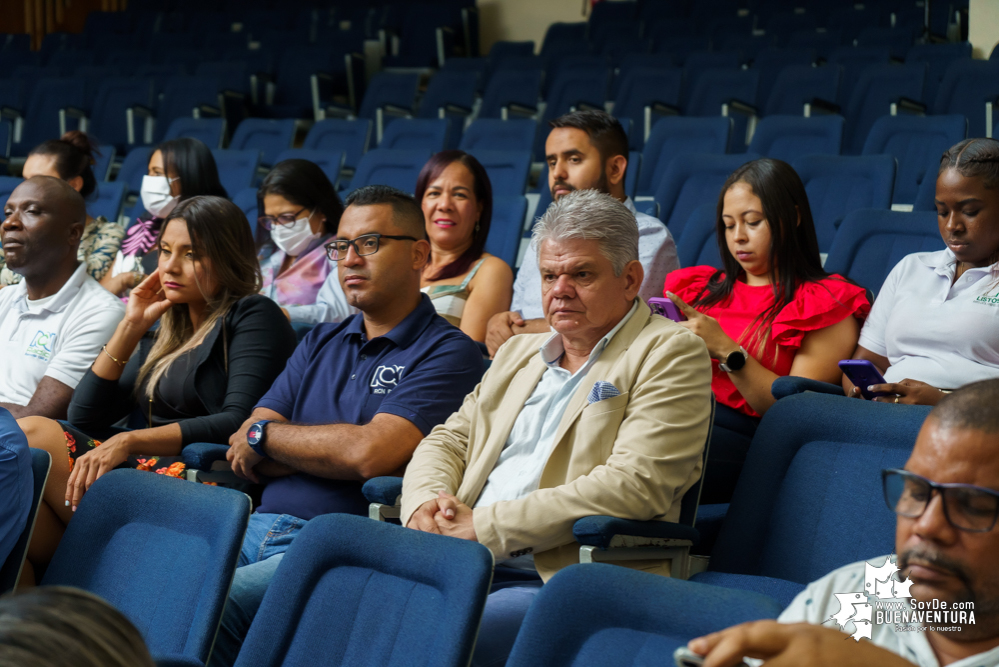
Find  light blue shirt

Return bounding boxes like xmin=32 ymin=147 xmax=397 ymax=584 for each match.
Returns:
xmin=475 ymin=301 xmax=639 ymax=568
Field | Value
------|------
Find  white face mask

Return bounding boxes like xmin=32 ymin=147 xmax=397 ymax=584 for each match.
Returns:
xmin=270 ymin=210 xmax=320 ymax=256
xmin=140 ymin=175 xmax=180 ymax=218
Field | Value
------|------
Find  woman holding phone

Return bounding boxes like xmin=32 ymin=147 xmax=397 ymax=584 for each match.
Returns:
xmin=845 ymin=138 xmax=999 ymax=405
xmin=16 ymin=196 xmax=296 ymax=585
xmin=663 ymin=158 xmax=869 ymax=502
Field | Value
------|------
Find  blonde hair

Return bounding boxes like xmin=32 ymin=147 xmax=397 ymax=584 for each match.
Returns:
xmin=136 ymin=196 xmax=261 ymax=399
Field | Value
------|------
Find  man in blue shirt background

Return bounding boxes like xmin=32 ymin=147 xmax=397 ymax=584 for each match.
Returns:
xmin=0 ymin=408 xmax=33 ymax=578
xmin=210 ymin=186 xmax=484 ymax=667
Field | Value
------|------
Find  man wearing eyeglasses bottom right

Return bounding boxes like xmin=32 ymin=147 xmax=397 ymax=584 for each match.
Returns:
xmin=689 ymin=378 xmax=999 ymax=667
xmin=208 ymin=185 xmax=484 ymax=667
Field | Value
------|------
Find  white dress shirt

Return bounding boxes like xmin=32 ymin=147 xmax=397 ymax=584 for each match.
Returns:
xmin=777 ymin=557 xmax=999 ymax=667
xmin=510 ymin=198 xmax=678 ymax=320
xmin=282 ymin=268 xmax=355 ymax=324
xmin=475 ymin=301 xmax=639 ymax=568
xmin=0 ymin=263 xmax=124 ymax=405
xmin=859 ymin=249 xmax=999 ymax=388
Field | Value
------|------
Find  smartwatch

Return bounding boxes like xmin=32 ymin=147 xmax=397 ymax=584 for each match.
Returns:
xmin=246 ymin=419 xmax=273 ymax=458
xmin=719 ymin=347 xmax=748 ymax=373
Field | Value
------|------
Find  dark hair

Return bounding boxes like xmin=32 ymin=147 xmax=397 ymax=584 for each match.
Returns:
xmin=0 ymin=587 xmax=155 ymax=667
xmin=414 ymin=150 xmax=493 ymax=281
xmin=344 ymin=185 xmax=427 ymax=239
xmin=155 ymin=137 xmax=228 ymax=202
xmin=932 ymin=379 xmax=999 ymax=434
xmin=257 ymin=159 xmax=344 ymax=236
xmin=549 ymin=110 xmax=629 ymax=164
xmin=28 ymin=130 xmax=99 ymax=198
xmin=940 ymin=138 xmax=999 ymax=190
xmin=692 ymin=158 xmax=836 ymax=360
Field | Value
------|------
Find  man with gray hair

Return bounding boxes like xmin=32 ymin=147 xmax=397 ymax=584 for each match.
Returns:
xmin=402 ymin=189 xmax=712 ymax=666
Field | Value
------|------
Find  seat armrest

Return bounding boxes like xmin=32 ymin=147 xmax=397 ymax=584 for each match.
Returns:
xmin=891 ymin=96 xmax=926 ymax=116
xmin=723 ymin=98 xmax=758 ymax=117
xmin=362 ymin=476 xmax=403 ymax=506
xmin=126 ymin=105 xmax=156 ymax=145
xmin=771 ymin=376 xmax=844 ymax=400
xmin=804 ymin=97 xmax=840 ymax=116
xmin=643 ymin=102 xmax=681 ymax=141
xmin=501 ymin=102 xmax=538 ymax=120
xmin=181 ymin=442 xmax=231 ymax=471
xmin=573 ymin=516 xmax=700 ymax=549
xmin=59 ymin=106 xmax=89 ymax=135
xmin=439 ymin=103 xmax=472 ymax=119
xmin=572 ymin=100 xmax=604 ymax=113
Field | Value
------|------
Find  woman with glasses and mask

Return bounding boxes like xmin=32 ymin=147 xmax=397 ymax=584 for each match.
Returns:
xmin=102 ymin=138 xmax=227 ymax=298
xmin=16 ymin=196 xmax=295 ymax=586
xmin=256 ymin=159 xmax=349 ymax=324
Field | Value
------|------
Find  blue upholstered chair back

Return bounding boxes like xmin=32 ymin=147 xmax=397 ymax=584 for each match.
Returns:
xmin=233 ymin=513 xmax=493 ymax=667
xmin=505 ymin=564 xmax=782 ymax=667
xmin=350 ymin=149 xmax=433 ymax=196
xmin=655 ymin=153 xmax=761 ymax=239
xmin=0 ymin=448 xmax=47 ymax=594
xmin=676 ymin=202 xmax=723 ymax=270
xmin=40 ymin=469 xmax=250 ymax=663
xmin=709 ymin=393 xmax=932 ymax=585
xmin=379 ymin=118 xmax=449 ymax=152
xmin=748 ymin=115 xmax=844 ymax=165
xmin=637 ymin=116 xmax=731 ymax=196
xmin=459 ymin=118 xmax=537 ymax=153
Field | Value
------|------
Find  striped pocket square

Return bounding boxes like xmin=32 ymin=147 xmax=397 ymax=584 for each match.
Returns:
xmin=587 ymin=380 xmax=621 ymax=404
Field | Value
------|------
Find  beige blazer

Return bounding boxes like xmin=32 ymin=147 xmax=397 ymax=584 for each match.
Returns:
xmin=400 ymin=301 xmax=713 ymax=582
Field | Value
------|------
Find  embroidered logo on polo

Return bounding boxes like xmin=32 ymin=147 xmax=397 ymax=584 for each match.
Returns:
xmin=25 ymin=330 xmax=57 ymax=361
xmin=370 ymin=365 xmax=405 ymax=394
xmin=974 ymin=288 xmax=999 ymax=307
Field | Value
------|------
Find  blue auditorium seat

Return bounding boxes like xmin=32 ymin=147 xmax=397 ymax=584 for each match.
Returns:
xmin=12 ymin=78 xmax=86 ymax=156
xmin=459 ymin=119 xmax=537 ymax=152
xmin=231 ymin=187 xmax=260 ymax=239
xmin=231 ymin=514 xmax=492 ymax=667
xmin=535 ymin=65 xmax=611 ymax=158
xmin=690 ymin=393 xmax=932 ymax=607
xmin=467 ymin=150 xmax=532 ymax=196
xmin=41 ymin=469 xmax=250 ymax=664
xmin=676 ymin=203 xmax=723 ymax=270
xmin=487 ymin=195 xmax=528 ymax=268
xmin=749 ymin=115 xmax=844 ymax=164
xmin=115 ymin=145 xmax=154 ymax=199
xmin=540 ymin=23 xmax=587 ymax=62
xmin=862 ymin=114 xmax=967 ymax=205
xmin=267 ymin=45 xmax=334 ymax=119
xmin=417 ymin=70 xmax=479 ymax=148
xmin=913 ymin=150 xmax=945 ymax=212
xmin=505 ymin=564 xmax=782 ymax=667
xmin=613 ymin=66 xmax=682 ymax=148
xmin=931 ymin=59 xmax=999 ymax=141
xmin=792 ymin=154 xmax=896 ymax=252
xmin=84 ymin=78 xmax=154 ymax=153
xmin=162 ymin=117 xmax=227 ymax=149
xmin=154 ymin=76 xmax=222 ymax=143
xmin=210 ymin=149 xmax=260 ymax=197
xmin=841 ymin=63 xmax=927 ymax=155
xmin=275 ymin=149 xmax=346 ymax=190
xmin=856 ymin=26 xmax=918 ymax=61
xmin=637 ymin=117 xmax=732 ymax=197
xmin=655 ymin=153 xmax=761 ymax=239
xmin=827 ymin=46 xmax=891 ymax=109
xmin=905 ymin=42 xmax=972 ymax=109
xmin=681 ymin=51 xmax=742 ymax=107
xmin=0 ymin=449 xmax=49 ymax=594
xmin=229 ymin=118 xmax=296 ymax=167
xmin=488 ymin=40 xmax=536 ymax=64
xmin=86 ymin=181 xmax=127 ymax=222
xmin=686 ymin=69 xmax=760 ymax=152
xmin=378 ymin=118 xmax=449 ymax=152
xmin=478 ymin=69 xmax=543 ymax=119
xmin=350 ymin=149 xmax=432 ymax=195
xmin=93 ymin=144 xmax=114 ymax=181
xmin=751 ymin=48 xmax=816 ymax=112
xmin=824 ymin=209 xmax=945 ymax=296
xmin=353 ymin=73 xmax=421 ymax=136
xmin=303 ymin=119 xmax=371 ymax=171
xmin=0 ymin=176 xmax=23 ymax=212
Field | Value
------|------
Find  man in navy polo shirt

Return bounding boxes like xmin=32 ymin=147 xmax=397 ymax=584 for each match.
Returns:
xmin=210 ymin=185 xmax=484 ymax=667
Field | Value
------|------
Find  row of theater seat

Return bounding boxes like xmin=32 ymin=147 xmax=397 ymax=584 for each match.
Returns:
xmin=0 ymin=390 xmax=931 ymax=665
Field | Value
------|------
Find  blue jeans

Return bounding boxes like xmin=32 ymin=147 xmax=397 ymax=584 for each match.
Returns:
xmin=209 ymin=513 xmax=307 ymax=667
xmin=471 ymin=566 xmax=545 ymax=667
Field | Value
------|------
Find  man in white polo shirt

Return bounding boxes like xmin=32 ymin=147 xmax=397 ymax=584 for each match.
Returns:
xmin=484 ymin=110 xmax=679 ymax=357
xmin=0 ymin=176 xmax=124 ymax=419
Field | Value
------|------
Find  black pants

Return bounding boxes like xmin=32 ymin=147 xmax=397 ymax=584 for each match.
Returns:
xmin=699 ymin=403 xmax=760 ymax=505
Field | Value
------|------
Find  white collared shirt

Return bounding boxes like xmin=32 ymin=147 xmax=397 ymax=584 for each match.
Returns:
xmin=511 ymin=198 xmax=678 ymax=320
xmin=777 ymin=557 xmax=999 ymax=667
xmin=858 ymin=249 xmax=999 ymax=388
xmin=474 ymin=301 xmax=639 ymax=568
xmin=0 ymin=263 xmax=124 ymax=405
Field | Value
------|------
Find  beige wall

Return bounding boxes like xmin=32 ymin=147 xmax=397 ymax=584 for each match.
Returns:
xmin=970 ymin=0 xmax=999 ymax=59
xmin=478 ymin=0 xmax=588 ymax=55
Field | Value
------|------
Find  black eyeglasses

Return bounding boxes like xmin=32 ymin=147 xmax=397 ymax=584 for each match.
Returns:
xmin=258 ymin=207 xmax=309 ymax=231
xmin=882 ymin=468 xmax=999 ymax=533
xmin=324 ymin=233 xmax=420 ymax=262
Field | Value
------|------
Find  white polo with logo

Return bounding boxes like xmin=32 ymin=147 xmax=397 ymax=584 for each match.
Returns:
xmin=0 ymin=263 xmax=124 ymax=406
xmin=859 ymin=248 xmax=999 ymax=388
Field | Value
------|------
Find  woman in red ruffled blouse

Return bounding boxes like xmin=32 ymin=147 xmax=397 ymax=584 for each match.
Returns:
xmin=663 ymin=158 xmax=870 ymax=502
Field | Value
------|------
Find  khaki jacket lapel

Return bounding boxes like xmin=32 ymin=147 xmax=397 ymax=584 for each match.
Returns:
xmin=547 ymin=302 xmax=651 ymax=452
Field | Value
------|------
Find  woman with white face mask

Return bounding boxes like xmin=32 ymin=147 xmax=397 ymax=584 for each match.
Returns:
xmin=102 ymin=138 xmax=228 ymax=298
xmin=257 ymin=159 xmax=351 ymax=325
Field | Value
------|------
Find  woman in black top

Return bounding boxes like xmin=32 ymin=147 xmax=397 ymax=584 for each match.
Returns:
xmin=18 ymin=196 xmax=295 ymax=585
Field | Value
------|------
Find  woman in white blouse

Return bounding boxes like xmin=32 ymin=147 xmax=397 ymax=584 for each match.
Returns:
xmin=845 ymin=138 xmax=999 ymax=405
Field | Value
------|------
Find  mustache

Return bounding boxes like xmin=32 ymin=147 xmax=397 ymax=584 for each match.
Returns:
xmin=551 ymin=180 xmax=575 ymax=194
xmin=898 ymin=547 xmax=975 ymax=590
